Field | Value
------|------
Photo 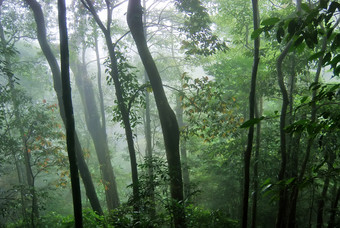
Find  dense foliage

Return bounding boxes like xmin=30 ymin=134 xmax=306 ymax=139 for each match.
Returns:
xmin=0 ymin=0 xmax=339 ymax=227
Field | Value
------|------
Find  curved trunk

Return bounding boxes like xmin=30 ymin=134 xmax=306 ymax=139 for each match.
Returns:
xmin=127 ymin=1 xmax=185 ymax=227
xmin=58 ymin=0 xmax=83 ymax=225
xmin=71 ymin=56 xmax=120 ymax=210
xmin=24 ymin=0 xmax=103 ymax=215
xmin=80 ymin=0 xmax=139 ymax=211
xmin=242 ymin=0 xmax=260 ymax=227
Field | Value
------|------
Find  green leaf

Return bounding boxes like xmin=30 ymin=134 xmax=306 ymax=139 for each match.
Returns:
xmin=276 ymin=27 xmax=285 ymax=43
xmin=294 ymin=36 xmax=304 ymax=47
xmin=288 ymin=19 xmax=297 ymax=35
xmin=301 ymin=3 xmax=311 ymax=12
xmin=240 ymin=116 xmax=265 ymax=128
xmin=261 ymin=17 xmax=280 ymax=26
xmin=300 ymin=96 xmax=309 ymax=103
xmin=322 ymin=52 xmax=332 ymax=65
xmin=319 ymin=0 xmax=329 ymax=9
xmin=285 ymin=177 xmax=296 ymax=185
xmin=308 ymin=51 xmax=324 ymax=61
xmin=251 ymin=28 xmax=263 ymax=40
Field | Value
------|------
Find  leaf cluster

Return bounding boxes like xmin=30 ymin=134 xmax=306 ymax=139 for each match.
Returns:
xmin=181 ymin=75 xmax=242 ymax=142
xmin=174 ymin=0 xmax=227 ymax=56
xmin=105 ymin=45 xmax=145 ymax=128
xmin=253 ymin=1 xmax=340 ymax=75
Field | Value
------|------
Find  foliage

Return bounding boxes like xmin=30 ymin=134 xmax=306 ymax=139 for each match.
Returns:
xmin=174 ymin=0 xmax=227 ymax=56
xmin=105 ymin=45 xmax=145 ymax=128
xmin=185 ymin=204 xmax=238 ymax=228
xmin=253 ymin=0 xmax=340 ymax=75
xmin=181 ymin=74 xmax=243 ymax=142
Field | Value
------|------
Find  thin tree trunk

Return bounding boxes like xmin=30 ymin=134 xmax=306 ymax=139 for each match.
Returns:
xmin=94 ymin=31 xmax=107 ymax=137
xmin=316 ymin=177 xmax=330 ymax=228
xmin=71 ymin=53 xmax=120 ymax=210
xmin=80 ymin=0 xmax=139 ymax=212
xmin=275 ymin=40 xmax=292 ymax=228
xmin=176 ymin=95 xmax=190 ymax=201
xmin=242 ymin=0 xmax=260 ymax=227
xmin=142 ymin=0 xmax=155 ymax=218
xmin=251 ymin=96 xmax=262 ymax=228
xmin=328 ymin=185 xmax=340 ymax=228
xmin=127 ymin=1 xmax=186 ymax=227
xmin=58 ymin=0 xmax=82 ymax=226
xmin=289 ymin=27 xmax=330 ymax=227
xmin=24 ymin=0 xmax=103 ymax=215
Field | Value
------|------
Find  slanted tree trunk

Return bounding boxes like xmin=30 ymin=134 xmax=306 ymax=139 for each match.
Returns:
xmin=80 ymin=0 xmax=140 ymax=212
xmin=57 ymin=0 xmax=82 ymax=226
xmin=24 ymin=0 xmax=103 ymax=215
xmin=242 ymin=0 xmax=260 ymax=227
xmin=127 ymin=1 xmax=186 ymax=227
xmin=71 ymin=47 xmax=120 ymax=210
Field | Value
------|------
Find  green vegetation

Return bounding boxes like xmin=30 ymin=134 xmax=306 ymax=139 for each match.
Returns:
xmin=0 ymin=0 xmax=339 ymax=227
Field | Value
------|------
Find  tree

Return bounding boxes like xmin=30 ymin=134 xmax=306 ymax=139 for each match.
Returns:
xmin=80 ymin=0 xmax=140 ymax=213
xmin=241 ymin=0 xmax=260 ymax=227
xmin=24 ymin=0 xmax=103 ymax=215
xmin=68 ymin=7 xmax=120 ymax=210
xmin=58 ymin=0 xmax=82 ymax=225
xmin=127 ymin=1 xmax=186 ymax=227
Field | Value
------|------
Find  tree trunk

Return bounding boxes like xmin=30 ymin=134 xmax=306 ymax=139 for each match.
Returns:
xmin=142 ymin=0 xmax=155 ymax=218
xmin=288 ymin=29 xmax=329 ymax=228
xmin=80 ymin=0 xmax=140 ymax=212
xmin=275 ymin=39 xmax=292 ymax=228
xmin=242 ymin=0 xmax=260 ymax=227
xmin=58 ymin=0 xmax=82 ymax=226
xmin=71 ymin=52 xmax=120 ymax=210
xmin=127 ymin=1 xmax=186 ymax=227
xmin=94 ymin=30 xmax=107 ymax=139
xmin=251 ymin=96 xmax=262 ymax=228
xmin=24 ymin=0 xmax=103 ymax=215
xmin=328 ymin=185 xmax=340 ymax=228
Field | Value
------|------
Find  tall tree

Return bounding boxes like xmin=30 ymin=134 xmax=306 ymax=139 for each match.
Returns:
xmin=24 ymin=0 xmax=103 ymax=215
xmin=57 ymin=0 xmax=82 ymax=226
xmin=69 ymin=11 xmax=120 ymax=210
xmin=142 ymin=0 xmax=155 ymax=219
xmin=127 ymin=1 xmax=186 ymax=227
xmin=80 ymin=0 xmax=140 ymax=212
xmin=241 ymin=0 xmax=260 ymax=227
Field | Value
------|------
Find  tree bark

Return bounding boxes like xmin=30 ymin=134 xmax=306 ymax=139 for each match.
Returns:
xmin=242 ymin=0 xmax=260 ymax=227
xmin=58 ymin=0 xmax=82 ymax=226
xmin=127 ymin=1 xmax=186 ymax=227
xmin=24 ymin=0 xmax=103 ymax=215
